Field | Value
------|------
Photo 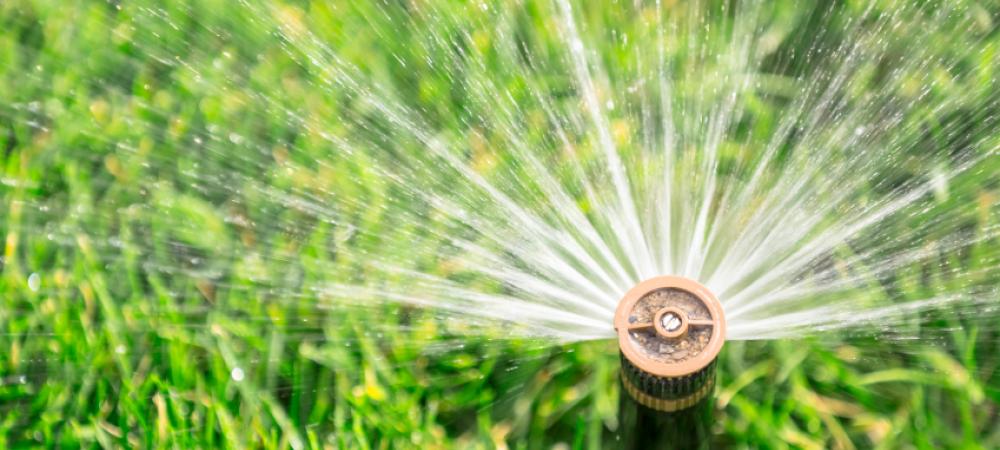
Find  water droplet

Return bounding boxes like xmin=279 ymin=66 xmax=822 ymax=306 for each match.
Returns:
xmin=27 ymin=273 xmax=40 ymax=292
xmin=231 ymin=367 xmax=245 ymax=382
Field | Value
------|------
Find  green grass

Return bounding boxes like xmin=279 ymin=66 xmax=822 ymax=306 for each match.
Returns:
xmin=1 ymin=0 xmax=999 ymax=448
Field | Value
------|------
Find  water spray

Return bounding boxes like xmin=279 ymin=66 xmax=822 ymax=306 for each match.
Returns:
xmin=614 ymin=276 xmax=725 ymax=448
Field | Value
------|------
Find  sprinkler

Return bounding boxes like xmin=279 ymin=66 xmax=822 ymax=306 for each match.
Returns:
xmin=614 ymin=276 xmax=726 ymax=449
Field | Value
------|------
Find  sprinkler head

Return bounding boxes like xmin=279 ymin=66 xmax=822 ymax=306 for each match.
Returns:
xmin=614 ymin=276 xmax=726 ymax=412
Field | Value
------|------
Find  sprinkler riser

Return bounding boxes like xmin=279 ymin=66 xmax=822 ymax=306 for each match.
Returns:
xmin=613 ymin=276 xmax=725 ymax=449
xmin=620 ymin=354 xmax=716 ymax=411
xmin=618 ymin=386 xmax=714 ymax=449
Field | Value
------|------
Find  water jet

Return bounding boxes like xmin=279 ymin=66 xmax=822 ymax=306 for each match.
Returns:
xmin=615 ymin=276 xmax=725 ymax=449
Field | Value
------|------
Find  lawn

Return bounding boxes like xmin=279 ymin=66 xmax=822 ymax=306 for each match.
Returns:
xmin=1 ymin=0 xmax=999 ymax=448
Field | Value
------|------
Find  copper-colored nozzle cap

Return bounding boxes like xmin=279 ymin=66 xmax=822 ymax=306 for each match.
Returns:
xmin=614 ymin=276 xmax=726 ymax=378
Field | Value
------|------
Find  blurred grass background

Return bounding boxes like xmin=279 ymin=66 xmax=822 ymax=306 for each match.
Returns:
xmin=1 ymin=0 xmax=999 ymax=448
